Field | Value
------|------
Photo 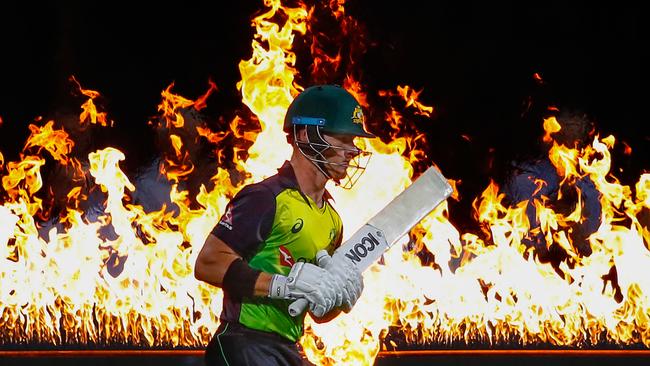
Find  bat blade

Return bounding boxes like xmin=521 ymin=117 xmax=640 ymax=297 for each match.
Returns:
xmin=333 ymin=166 xmax=453 ymax=271
xmin=288 ymin=166 xmax=453 ymax=316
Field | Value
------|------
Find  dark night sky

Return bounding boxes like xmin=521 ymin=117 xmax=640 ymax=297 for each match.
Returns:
xmin=1 ymin=1 xmax=647 ymax=230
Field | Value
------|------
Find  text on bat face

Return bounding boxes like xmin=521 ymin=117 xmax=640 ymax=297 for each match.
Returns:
xmin=344 ymin=232 xmax=380 ymax=263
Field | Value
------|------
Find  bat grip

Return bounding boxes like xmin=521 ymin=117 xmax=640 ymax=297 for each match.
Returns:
xmin=288 ymin=298 xmax=308 ymax=317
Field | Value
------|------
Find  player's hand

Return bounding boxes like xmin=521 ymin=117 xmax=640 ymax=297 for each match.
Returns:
xmin=315 ymin=249 xmax=364 ymax=312
xmin=268 ymin=261 xmax=341 ymax=317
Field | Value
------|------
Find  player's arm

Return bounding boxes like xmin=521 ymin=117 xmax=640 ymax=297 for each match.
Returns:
xmin=194 ymin=233 xmax=272 ymax=297
xmin=194 ymin=184 xmax=342 ymax=316
xmin=194 ymin=184 xmax=276 ymax=299
xmin=195 ymin=233 xmax=341 ymax=316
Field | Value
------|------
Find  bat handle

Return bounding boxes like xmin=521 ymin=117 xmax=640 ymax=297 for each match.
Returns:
xmin=288 ymin=298 xmax=308 ymax=317
xmin=288 ymin=250 xmax=330 ymax=317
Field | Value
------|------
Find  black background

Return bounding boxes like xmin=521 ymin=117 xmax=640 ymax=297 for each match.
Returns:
xmin=1 ymin=2 xmax=646 ymax=227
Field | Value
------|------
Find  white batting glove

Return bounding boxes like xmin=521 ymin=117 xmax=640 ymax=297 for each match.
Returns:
xmin=268 ymin=261 xmax=341 ymax=317
xmin=315 ymin=249 xmax=364 ymax=312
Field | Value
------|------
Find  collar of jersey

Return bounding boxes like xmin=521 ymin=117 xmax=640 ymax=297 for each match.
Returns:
xmin=277 ymin=160 xmax=334 ymax=208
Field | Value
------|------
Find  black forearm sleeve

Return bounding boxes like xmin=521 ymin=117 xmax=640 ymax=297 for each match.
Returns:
xmin=222 ymin=258 xmax=262 ymax=299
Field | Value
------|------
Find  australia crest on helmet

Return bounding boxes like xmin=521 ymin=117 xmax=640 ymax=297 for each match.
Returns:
xmin=352 ymin=105 xmax=364 ymax=125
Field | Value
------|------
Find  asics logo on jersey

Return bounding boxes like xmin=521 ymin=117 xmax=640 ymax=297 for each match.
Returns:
xmin=291 ymin=218 xmax=304 ymax=233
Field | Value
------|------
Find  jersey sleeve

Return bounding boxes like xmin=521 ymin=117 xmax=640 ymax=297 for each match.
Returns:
xmin=211 ymin=183 xmax=276 ymax=260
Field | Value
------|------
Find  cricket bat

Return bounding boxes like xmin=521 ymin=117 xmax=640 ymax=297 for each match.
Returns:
xmin=288 ymin=165 xmax=453 ymax=316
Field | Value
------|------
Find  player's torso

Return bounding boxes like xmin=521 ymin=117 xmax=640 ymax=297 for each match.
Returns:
xmin=249 ymin=188 xmax=341 ymax=275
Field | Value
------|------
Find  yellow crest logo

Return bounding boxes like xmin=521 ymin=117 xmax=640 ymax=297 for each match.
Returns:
xmin=352 ymin=105 xmax=364 ymax=125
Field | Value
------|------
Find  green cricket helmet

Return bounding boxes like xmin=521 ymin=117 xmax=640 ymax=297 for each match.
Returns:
xmin=283 ymin=84 xmax=375 ymax=189
xmin=283 ymin=85 xmax=375 ymax=138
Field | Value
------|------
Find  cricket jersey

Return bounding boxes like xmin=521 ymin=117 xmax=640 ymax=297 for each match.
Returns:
xmin=211 ymin=161 xmax=343 ymax=342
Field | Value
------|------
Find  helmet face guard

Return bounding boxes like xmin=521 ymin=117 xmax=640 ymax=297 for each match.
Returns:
xmin=294 ymin=124 xmax=371 ymax=189
xmin=284 ymin=85 xmax=376 ymax=189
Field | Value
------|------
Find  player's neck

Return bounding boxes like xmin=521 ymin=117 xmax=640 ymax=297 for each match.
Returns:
xmin=289 ymin=154 xmax=327 ymax=207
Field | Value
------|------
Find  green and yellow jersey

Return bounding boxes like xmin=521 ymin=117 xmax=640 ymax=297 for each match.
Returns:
xmin=211 ymin=161 xmax=343 ymax=342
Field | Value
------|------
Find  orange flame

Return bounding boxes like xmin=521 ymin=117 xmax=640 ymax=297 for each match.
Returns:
xmin=379 ymin=85 xmax=434 ymax=117
xmin=70 ymin=76 xmax=110 ymax=126
xmin=24 ymin=121 xmax=75 ymax=165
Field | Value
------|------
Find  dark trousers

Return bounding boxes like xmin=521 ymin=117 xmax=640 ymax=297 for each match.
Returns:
xmin=205 ymin=322 xmax=314 ymax=366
